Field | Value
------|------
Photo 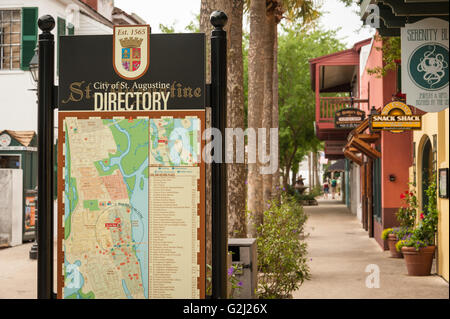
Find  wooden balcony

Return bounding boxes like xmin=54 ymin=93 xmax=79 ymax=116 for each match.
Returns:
xmin=316 ymin=97 xmax=369 ymax=127
xmin=315 ymin=97 xmax=369 ymax=141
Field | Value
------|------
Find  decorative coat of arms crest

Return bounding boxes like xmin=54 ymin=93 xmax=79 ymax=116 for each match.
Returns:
xmin=113 ymin=25 xmax=150 ymax=80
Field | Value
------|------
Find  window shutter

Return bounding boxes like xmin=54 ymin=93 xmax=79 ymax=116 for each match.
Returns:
xmin=57 ymin=17 xmax=66 ymax=74
xmin=20 ymin=7 xmax=38 ymax=70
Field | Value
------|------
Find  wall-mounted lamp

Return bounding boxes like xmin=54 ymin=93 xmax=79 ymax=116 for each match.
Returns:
xmin=389 ymin=174 xmax=396 ymax=182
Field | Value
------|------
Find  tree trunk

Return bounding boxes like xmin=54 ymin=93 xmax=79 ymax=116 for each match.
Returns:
xmin=314 ymin=151 xmax=320 ymax=190
xmin=282 ymin=166 xmax=289 ymax=189
xmin=247 ymin=0 xmax=266 ymax=238
xmin=262 ymin=11 xmax=275 ymax=206
xmin=291 ymin=168 xmax=297 ymax=186
xmin=226 ymin=0 xmax=246 ymax=238
xmin=271 ymin=22 xmax=280 ymax=199
xmin=308 ymin=152 xmax=312 ymax=191
xmin=312 ymin=151 xmax=317 ymax=190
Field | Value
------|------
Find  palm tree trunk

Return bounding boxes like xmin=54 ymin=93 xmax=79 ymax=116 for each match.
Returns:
xmin=271 ymin=21 xmax=280 ymax=198
xmin=247 ymin=0 xmax=266 ymax=238
xmin=308 ymin=152 xmax=312 ymax=191
xmin=226 ymin=0 xmax=246 ymax=238
xmin=262 ymin=11 xmax=275 ymax=206
xmin=314 ymin=151 xmax=320 ymax=190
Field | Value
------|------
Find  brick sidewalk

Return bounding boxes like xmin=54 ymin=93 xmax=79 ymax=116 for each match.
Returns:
xmin=292 ymin=199 xmax=449 ymax=299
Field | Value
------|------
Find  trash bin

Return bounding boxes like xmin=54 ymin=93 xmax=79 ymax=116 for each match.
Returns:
xmin=228 ymin=238 xmax=257 ymax=299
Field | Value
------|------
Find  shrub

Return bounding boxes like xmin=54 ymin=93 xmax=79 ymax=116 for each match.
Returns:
xmin=256 ymin=192 xmax=310 ymax=299
xmin=396 ymin=188 xmax=418 ymax=228
xmin=396 ymin=174 xmax=439 ymax=251
xmin=381 ymin=228 xmax=394 ymax=240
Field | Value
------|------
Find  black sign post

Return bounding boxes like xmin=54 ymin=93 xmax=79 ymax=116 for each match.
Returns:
xmin=210 ymin=11 xmax=228 ymax=299
xmin=37 ymin=15 xmax=55 ymax=299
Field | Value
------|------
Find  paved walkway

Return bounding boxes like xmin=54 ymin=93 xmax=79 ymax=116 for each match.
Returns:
xmin=0 ymin=242 xmax=37 ymax=299
xmin=0 ymin=241 xmax=58 ymax=299
xmin=1 ymin=199 xmax=448 ymax=299
xmin=293 ymin=198 xmax=449 ymax=299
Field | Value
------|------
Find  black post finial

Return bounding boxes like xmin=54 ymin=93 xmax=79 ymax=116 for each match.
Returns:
xmin=38 ymin=15 xmax=55 ymax=33
xmin=210 ymin=11 xmax=228 ymax=29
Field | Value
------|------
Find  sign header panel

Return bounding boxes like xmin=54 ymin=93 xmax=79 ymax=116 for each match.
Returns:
xmin=401 ymin=18 xmax=449 ymax=112
xmin=59 ymin=33 xmax=205 ymax=111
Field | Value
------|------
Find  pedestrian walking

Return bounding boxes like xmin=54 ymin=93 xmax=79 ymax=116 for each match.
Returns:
xmin=323 ymin=180 xmax=329 ymax=199
xmin=331 ymin=178 xmax=337 ymax=199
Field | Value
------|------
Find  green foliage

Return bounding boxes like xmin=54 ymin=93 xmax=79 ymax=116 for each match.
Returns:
xmin=396 ymin=174 xmax=439 ymax=251
xmin=366 ymin=35 xmax=401 ymax=78
xmin=256 ymin=192 xmax=310 ymax=298
xmin=309 ymin=185 xmax=323 ymax=197
xmin=228 ymin=262 xmax=244 ymax=298
xmin=159 ymin=23 xmax=175 ymax=33
xmin=185 ymin=14 xmax=200 ymax=33
xmin=381 ymin=228 xmax=394 ymax=241
xmin=278 ymin=25 xmax=345 ymax=177
xmin=397 ymin=188 xmax=418 ymax=228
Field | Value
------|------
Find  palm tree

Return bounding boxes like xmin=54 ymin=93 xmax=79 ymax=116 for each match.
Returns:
xmin=247 ymin=0 xmax=266 ymax=237
xmin=226 ymin=0 xmax=247 ymax=238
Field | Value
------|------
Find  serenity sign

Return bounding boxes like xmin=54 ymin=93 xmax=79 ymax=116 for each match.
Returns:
xmin=401 ymin=18 xmax=449 ymax=112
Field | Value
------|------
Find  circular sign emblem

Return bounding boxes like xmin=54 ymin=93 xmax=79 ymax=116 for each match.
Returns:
xmin=0 ymin=134 xmax=11 ymax=147
xmin=408 ymin=43 xmax=449 ymax=91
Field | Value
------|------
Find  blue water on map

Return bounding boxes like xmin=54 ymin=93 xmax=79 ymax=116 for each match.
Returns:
xmin=122 ymin=280 xmax=133 ymax=299
xmin=103 ymin=120 xmax=149 ymax=299
xmin=64 ymin=259 xmax=85 ymax=298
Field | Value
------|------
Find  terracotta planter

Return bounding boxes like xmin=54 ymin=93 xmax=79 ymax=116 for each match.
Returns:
xmin=401 ymin=246 xmax=435 ymax=276
xmin=387 ymin=234 xmax=403 ymax=258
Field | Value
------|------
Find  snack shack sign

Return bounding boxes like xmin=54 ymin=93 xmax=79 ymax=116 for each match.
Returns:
xmin=401 ymin=18 xmax=449 ymax=113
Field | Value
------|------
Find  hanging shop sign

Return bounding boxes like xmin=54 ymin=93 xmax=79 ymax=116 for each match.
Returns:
xmin=57 ymin=26 xmax=206 ymax=300
xmin=324 ymin=140 xmax=346 ymax=156
xmin=370 ymin=101 xmax=422 ymax=132
xmin=334 ymin=108 xmax=366 ymax=129
xmin=401 ymin=18 xmax=449 ymax=112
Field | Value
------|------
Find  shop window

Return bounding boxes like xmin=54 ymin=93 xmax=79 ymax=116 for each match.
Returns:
xmin=0 ymin=8 xmax=38 ymax=71
xmin=0 ymin=154 xmax=21 ymax=168
xmin=0 ymin=9 xmax=21 ymax=70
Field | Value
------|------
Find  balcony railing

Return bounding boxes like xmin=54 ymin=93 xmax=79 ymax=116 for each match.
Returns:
xmin=317 ymin=96 xmax=369 ymax=124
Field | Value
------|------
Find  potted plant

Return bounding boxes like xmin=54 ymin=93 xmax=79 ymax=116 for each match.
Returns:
xmin=396 ymin=175 xmax=439 ymax=276
xmin=381 ymin=227 xmax=403 ymax=258
xmin=381 ymin=189 xmax=417 ymax=258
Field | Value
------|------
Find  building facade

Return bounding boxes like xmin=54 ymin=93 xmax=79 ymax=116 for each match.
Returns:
xmin=0 ymin=0 xmax=145 ymax=132
xmin=310 ymin=0 xmax=449 ymax=282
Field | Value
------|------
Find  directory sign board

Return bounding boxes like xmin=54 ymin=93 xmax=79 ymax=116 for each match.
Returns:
xmin=57 ymin=27 xmax=206 ymax=299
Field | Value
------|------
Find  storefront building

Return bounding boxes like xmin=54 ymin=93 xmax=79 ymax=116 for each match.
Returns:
xmin=359 ymin=0 xmax=449 ymax=281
